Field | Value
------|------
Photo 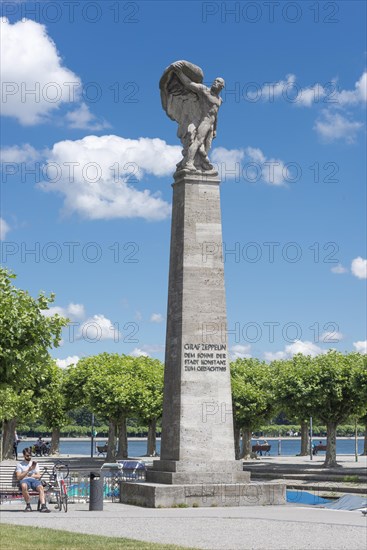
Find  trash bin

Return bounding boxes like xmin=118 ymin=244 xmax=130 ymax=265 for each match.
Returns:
xmin=89 ymin=471 xmax=103 ymax=511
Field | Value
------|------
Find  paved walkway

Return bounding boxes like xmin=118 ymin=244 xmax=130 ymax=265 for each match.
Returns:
xmin=1 ymin=500 xmax=366 ymax=550
xmin=243 ymin=454 xmax=367 ymax=469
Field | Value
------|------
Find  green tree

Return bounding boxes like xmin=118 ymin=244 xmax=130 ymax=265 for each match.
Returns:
xmin=65 ymin=354 xmax=140 ymax=461
xmin=360 ymin=412 xmax=367 ymax=456
xmin=67 ymin=406 xmax=96 ymax=427
xmin=0 ymin=387 xmax=36 ymax=460
xmin=271 ymin=354 xmax=318 ymax=456
xmin=129 ymin=356 xmax=164 ymax=456
xmin=0 ymin=268 xmax=68 ymax=458
xmin=230 ymin=358 xmax=276 ymax=459
xmin=63 ymin=358 xmax=102 ymax=451
xmin=39 ymin=361 xmax=69 ymax=455
xmin=83 ymin=354 xmax=138 ymax=460
xmin=311 ymin=351 xmax=367 ymax=467
xmin=273 ymin=351 xmax=367 ymax=467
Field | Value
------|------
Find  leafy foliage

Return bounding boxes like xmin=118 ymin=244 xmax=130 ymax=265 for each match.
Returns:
xmin=230 ymin=358 xmax=276 ymax=430
xmin=39 ymin=361 xmax=68 ymax=431
xmin=65 ymin=353 xmax=164 ymax=423
xmin=0 ymin=268 xmax=68 ymax=391
xmin=310 ymin=351 xmax=367 ymax=424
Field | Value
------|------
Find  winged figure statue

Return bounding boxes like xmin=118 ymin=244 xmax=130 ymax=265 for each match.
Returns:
xmin=159 ymin=60 xmax=225 ymax=174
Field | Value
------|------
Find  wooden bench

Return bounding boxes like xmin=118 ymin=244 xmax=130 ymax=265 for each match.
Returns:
xmin=313 ymin=444 xmax=327 ymax=454
xmin=252 ymin=444 xmax=271 ymax=455
xmin=96 ymin=444 xmax=108 ymax=456
xmin=0 ymin=462 xmax=55 ymax=505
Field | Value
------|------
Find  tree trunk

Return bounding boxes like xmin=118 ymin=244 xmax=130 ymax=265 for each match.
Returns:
xmin=363 ymin=422 xmax=367 ymax=456
xmin=234 ymin=425 xmax=241 ymax=459
xmin=106 ymin=420 xmax=117 ymax=462
xmin=240 ymin=426 xmax=252 ymax=459
xmin=50 ymin=427 xmax=60 ymax=455
xmin=3 ymin=418 xmax=17 ymax=460
xmin=299 ymin=420 xmax=309 ymax=456
xmin=116 ymin=417 xmax=128 ymax=460
xmin=323 ymin=421 xmax=339 ymax=468
xmin=146 ymin=419 xmax=157 ymax=456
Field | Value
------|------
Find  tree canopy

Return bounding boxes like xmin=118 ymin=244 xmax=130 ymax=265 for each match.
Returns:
xmin=231 ymin=358 xmax=276 ymax=457
xmin=0 ymin=268 xmax=68 ymax=388
xmin=0 ymin=268 xmax=68 ymax=458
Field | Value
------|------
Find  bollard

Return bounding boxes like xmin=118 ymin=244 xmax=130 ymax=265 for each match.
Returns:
xmin=89 ymin=472 xmax=103 ymax=511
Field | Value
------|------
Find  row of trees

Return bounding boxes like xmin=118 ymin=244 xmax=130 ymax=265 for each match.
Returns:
xmin=232 ymin=354 xmax=367 ymax=467
xmin=6 ymin=349 xmax=366 ymax=469
xmin=64 ymin=354 xmax=163 ymax=460
xmin=1 ymin=268 xmax=366 ymax=469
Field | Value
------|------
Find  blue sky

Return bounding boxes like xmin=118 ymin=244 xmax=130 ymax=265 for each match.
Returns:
xmin=1 ymin=0 xmax=366 ymax=367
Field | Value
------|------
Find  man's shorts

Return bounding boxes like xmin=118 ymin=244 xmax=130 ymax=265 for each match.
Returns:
xmin=20 ymin=477 xmax=42 ymax=490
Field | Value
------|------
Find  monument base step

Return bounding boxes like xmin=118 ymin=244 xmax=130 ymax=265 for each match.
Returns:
xmin=151 ymin=459 xmax=244 ymax=473
xmin=146 ymin=469 xmax=250 ymax=484
xmin=120 ymin=480 xmax=286 ymax=508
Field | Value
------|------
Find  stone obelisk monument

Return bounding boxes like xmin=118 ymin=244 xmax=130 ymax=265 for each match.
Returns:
xmin=121 ymin=61 xmax=285 ymax=506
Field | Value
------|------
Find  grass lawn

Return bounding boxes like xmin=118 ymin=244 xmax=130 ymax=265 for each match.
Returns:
xmin=0 ymin=524 xmax=197 ymax=550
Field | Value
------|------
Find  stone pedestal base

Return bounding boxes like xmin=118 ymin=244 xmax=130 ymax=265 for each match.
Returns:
xmin=120 ymin=480 xmax=286 ymax=508
xmin=147 ymin=459 xmax=250 ymax=484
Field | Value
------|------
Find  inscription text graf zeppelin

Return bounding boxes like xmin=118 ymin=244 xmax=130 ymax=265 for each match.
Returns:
xmin=183 ymin=343 xmax=227 ymax=372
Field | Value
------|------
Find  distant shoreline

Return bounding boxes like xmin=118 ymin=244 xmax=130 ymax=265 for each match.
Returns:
xmin=19 ymin=436 xmax=364 ymax=442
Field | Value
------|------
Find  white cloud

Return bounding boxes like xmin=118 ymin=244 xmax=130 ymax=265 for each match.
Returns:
xmin=211 ymin=146 xmax=289 ymax=185
xmin=56 ymin=355 xmax=80 ymax=369
xmin=284 ymin=340 xmax=326 ymax=357
xmin=257 ymin=73 xmax=365 ymax=143
xmin=336 ymin=72 xmax=367 ymax=106
xmin=351 ymin=257 xmax=367 ymax=279
xmin=130 ymin=344 xmax=164 ymax=357
xmin=0 ymin=218 xmax=10 ymax=240
xmin=42 ymin=302 xmax=85 ymax=320
xmin=143 ymin=344 xmax=165 ymax=354
xmin=331 ymin=264 xmax=348 ymax=274
xmin=264 ymin=340 xmax=325 ymax=361
xmin=211 ymin=147 xmax=245 ymax=170
xmin=1 ymin=18 xmax=81 ymax=125
xmin=42 ymin=306 xmax=67 ymax=318
xmin=130 ymin=348 xmax=149 ymax=357
xmin=314 ymin=110 xmax=363 ymax=143
xmin=260 ymin=74 xmax=296 ymax=101
xmin=353 ymin=340 xmax=367 ymax=354
xmin=230 ymin=344 xmax=252 ymax=360
xmin=295 ymin=83 xmax=327 ymax=107
xmin=78 ymin=314 xmax=118 ymax=341
xmin=39 ymin=135 xmax=180 ymax=221
xmin=66 ymin=103 xmax=110 ymax=131
xmin=150 ymin=313 xmax=164 ymax=323
xmin=260 ymin=72 xmax=366 ymax=108
xmin=320 ymin=331 xmax=343 ymax=343
xmin=66 ymin=303 xmax=86 ymax=319
xmin=1 ymin=143 xmax=42 ymax=162
xmin=246 ymin=147 xmax=288 ymax=185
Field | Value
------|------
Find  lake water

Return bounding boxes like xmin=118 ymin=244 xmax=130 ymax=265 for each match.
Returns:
xmin=18 ymin=438 xmax=364 ymax=457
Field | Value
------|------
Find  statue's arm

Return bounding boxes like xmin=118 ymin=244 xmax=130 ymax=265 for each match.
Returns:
xmin=172 ymin=62 xmax=205 ymax=95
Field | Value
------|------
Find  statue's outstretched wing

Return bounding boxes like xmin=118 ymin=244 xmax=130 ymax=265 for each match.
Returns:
xmin=159 ymin=61 xmax=204 ymax=142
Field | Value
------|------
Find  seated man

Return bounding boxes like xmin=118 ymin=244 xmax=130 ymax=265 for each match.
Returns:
xmin=34 ymin=437 xmax=44 ymax=456
xmin=257 ymin=440 xmax=264 ymax=456
xmin=16 ymin=447 xmax=50 ymax=512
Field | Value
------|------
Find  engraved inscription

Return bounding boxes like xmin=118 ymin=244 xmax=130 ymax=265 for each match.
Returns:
xmin=183 ymin=343 xmax=227 ymax=372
